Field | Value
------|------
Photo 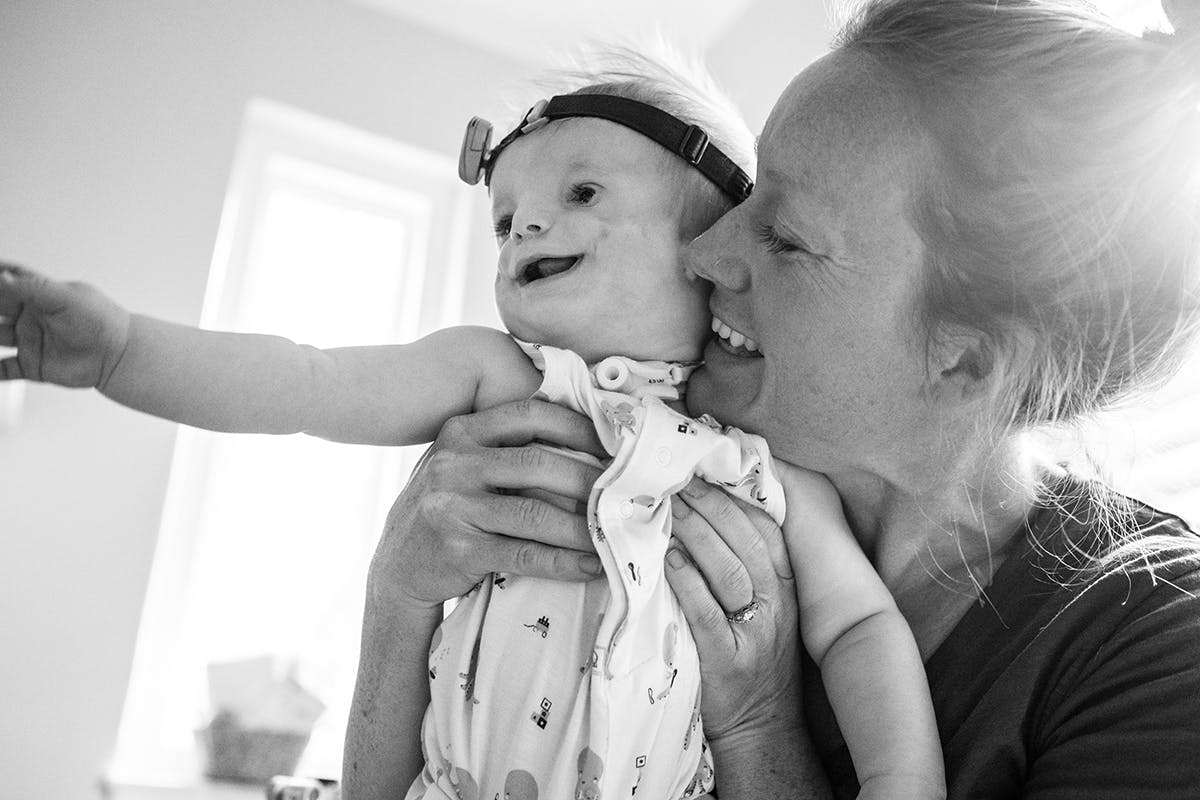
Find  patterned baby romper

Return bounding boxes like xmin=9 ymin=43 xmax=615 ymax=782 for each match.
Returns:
xmin=409 ymin=342 xmax=785 ymax=800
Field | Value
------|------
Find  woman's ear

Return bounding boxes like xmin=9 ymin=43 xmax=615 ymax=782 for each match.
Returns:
xmin=927 ymin=323 xmax=1034 ymax=407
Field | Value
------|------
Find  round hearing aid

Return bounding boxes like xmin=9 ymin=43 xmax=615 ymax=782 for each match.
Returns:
xmin=458 ymin=116 xmax=493 ymax=185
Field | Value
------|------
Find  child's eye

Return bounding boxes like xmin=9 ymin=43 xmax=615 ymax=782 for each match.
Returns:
xmin=568 ymin=184 xmax=597 ymax=205
xmin=493 ymin=216 xmax=512 ymax=239
xmin=755 ymin=223 xmax=805 ymax=255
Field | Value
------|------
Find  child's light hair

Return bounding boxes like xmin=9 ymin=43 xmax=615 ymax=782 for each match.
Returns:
xmin=514 ymin=40 xmax=757 ymax=239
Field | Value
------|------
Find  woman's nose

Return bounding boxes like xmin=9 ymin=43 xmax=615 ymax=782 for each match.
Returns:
xmin=683 ymin=215 xmax=751 ymax=292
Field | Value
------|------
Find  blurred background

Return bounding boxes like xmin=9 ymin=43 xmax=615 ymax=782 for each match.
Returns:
xmin=0 ymin=1 xmax=1189 ymax=799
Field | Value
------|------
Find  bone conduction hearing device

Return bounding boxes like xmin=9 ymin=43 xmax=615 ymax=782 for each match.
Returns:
xmin=458 ymin=94 xmax=753 ymax=204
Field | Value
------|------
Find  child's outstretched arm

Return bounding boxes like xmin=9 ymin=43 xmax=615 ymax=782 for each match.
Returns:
xmin=0 ymin=265 xmax=540 ymax=445
xmin=775 ymin=461 xmax=946 ymax=800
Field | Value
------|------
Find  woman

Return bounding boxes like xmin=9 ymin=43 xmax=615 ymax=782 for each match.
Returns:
xmin=345 ymin=0 xmax=1200 ymax=797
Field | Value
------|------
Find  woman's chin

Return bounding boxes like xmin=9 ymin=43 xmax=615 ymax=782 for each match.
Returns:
xmin=688 ymin=347 xmax=761 ymax=425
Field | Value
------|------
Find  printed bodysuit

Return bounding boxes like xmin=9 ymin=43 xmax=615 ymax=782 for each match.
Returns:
xmin=408 ymin=342 xmax=785 ymax=800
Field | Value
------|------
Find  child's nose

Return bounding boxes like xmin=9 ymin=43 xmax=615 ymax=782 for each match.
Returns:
xmin=509 ymin=209 xmax=550 ymax=241
xmin=510 ymin=222 xmax=542 ymax=241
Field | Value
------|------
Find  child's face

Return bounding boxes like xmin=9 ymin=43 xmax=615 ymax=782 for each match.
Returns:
xmin=489 ymin=118 xmax=712 ymax=363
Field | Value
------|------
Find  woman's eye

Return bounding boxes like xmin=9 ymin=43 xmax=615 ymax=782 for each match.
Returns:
xmin=755 ymin=223 xmax=805 ymax=255
xmin=492 ymin=216 xmax=512 ymax=239
xmin=569 ymin=184 xmax=597 ymax=205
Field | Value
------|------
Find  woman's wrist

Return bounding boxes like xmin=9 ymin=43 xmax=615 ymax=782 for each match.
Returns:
xmin=710 ymin=722 xmax=832 ymax=800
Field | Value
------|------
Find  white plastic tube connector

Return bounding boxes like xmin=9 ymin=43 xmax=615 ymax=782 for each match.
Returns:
xmin=595 ymin=357 xmax=632 ymax=392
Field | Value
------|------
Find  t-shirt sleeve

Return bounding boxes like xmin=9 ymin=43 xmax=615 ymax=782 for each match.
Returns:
xmin=1024 ymin=563 xmax=1200 ymax=799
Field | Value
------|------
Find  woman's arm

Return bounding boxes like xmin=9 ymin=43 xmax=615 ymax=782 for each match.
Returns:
xmin=342 ymin=399 xmax=607 ymax=800
xmin=666 ymin=477 xmax=834 ymax=800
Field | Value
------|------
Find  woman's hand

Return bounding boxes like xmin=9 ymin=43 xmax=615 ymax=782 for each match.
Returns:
xmin=345 ymin=399 xmax=608 ymax=800
xmin=367 ymin=398 xmax=607 ymax=612
xmin=666 ymin=476 xmax=804 ymax=738
xmin=666 ymin=476 xmax=833 ymax=799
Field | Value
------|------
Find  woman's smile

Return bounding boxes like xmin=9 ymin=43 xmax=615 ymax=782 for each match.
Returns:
xmin=710 ymin=313 xmax=760 ymax=353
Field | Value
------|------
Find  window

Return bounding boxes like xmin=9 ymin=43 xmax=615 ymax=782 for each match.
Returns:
xmin=108 ymin=100 xmax=474 ymax=786
xmin=1085 ymin=349 xmax=1200 ymax=528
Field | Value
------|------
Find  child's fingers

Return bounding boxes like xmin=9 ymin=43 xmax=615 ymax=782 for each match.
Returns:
xmin=0 ymin=323 xmax=15 ymax=347
xmin=0 ymin=355 xmax=25 ymax=381
xmin=0 ymin=262 xmax=34 ymax=279
xmin=0 ymin=267 xmax=64 ymax=312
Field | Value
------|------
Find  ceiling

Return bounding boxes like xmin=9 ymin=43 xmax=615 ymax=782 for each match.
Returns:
xmin=351 ymin=0 xmax=1171 ymax=66
xmin=349 ymin=0 xmax=761 ymax=64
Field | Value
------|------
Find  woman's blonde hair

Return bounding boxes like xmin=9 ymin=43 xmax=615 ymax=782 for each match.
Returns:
xmin=841 ymin=0 xmax=1200 ymax=428
xmin=838 ymin=0 xmax=1200 ymax=571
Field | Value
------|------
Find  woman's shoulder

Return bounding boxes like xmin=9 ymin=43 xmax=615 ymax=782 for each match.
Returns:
xmin=926 ymin=478 xmax=1200 ymax=798
xmin=1025 ymin=475 xmax=1200 ymax=590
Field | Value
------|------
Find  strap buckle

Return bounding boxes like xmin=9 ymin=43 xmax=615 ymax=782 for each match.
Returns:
xmin=679 ymin=125 xmax=709 ymax=165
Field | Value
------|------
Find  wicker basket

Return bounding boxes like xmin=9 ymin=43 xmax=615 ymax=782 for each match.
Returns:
xmin=198 ymin=710 xmax=311 ymax=784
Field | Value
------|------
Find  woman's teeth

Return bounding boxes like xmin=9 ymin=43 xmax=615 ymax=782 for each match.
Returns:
xmin=711 ymin=316 xmax=759 ymax=352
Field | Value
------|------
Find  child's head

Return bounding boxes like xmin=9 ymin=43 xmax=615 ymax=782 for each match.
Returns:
xmin=469 ymin=48 xmax=755 ymax=363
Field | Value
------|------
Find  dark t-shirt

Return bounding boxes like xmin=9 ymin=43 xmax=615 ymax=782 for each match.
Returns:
xmin=805 ymin=482 xmax=1200 ymax=799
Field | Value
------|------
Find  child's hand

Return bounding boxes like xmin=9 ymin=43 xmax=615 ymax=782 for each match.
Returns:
xmin=0 ymin=264 xmax=131 ymax=389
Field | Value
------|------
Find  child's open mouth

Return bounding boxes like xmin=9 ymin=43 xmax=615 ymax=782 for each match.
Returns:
xmin=519 ymin=256 xmax=580 ymax=285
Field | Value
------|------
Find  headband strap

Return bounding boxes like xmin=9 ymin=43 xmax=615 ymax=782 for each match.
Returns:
xmin=458 ymin=93 xmax=753 ymax=204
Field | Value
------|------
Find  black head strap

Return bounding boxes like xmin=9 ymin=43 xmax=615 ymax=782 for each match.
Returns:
xmin=458 ymin=93 xmax=753 ymax=204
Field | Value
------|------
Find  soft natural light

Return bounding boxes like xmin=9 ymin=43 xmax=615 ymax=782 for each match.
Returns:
xmin=110 ymin=100 xmax=473 ymax=786
xmin=1096 ymin=0 xmax=1171 ymax=35
xmin=1086 ymin=345 xmax=1200 ymax=529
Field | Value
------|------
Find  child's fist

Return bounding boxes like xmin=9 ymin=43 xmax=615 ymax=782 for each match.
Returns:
xmin=0 ymin=263 xmax=131 ymax=389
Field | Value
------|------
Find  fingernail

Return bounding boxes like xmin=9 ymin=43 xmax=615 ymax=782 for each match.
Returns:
xmin=580 ymin=554 xmax=603 ymax=575
xmin=671 ymin=499 xmax=688 ymax=519
xmin=666 ymin=547 xmax=687 ymax=569
xmin=681 ymin=478 xmax=706 ymax=498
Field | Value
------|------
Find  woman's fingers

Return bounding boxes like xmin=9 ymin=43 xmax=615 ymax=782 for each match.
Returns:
xmin=424 ymin=441 xmax=602 ymax=505
xmin=368 ymin=400 xmax=607 ymax=608
xmin=665 ymin=544 xmax=735 ymax=652
xmin=664 ymin=474 xmax=803 ymax=739
xmin=420 ymin=484 xmax=597 ymax=557
xmin=672 ymin=477 xmax=791 ymax=608
xmin=671 ymin=497 xmax=750 ymax=615
xmin=440 ymin=397 xmax=605 ymax=456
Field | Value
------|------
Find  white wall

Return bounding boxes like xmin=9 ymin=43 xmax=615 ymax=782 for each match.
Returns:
xmin=0 ymin=1 xmax=832 ymax=797
xmin=0 ymin=3 xmax=527 ymax=798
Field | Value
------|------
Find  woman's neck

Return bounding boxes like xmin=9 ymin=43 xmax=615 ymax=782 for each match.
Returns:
xmin=826 ymin=435 xmax=1041 ymax=655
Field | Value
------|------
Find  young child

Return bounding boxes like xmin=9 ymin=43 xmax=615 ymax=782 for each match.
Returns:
xmin=0 ymin=54 xmax=944 ymax=800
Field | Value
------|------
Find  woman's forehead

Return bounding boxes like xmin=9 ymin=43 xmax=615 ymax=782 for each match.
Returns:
xmin=760 ymin=50 xmax=927 ymax=192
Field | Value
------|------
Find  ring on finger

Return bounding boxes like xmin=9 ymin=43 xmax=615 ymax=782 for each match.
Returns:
xmin=726 ymin=598 xmax=761 ymax=624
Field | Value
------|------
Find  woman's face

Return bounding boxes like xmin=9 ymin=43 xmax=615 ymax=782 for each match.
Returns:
xmin=686 ymin=50 xmax=942 ymax=475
